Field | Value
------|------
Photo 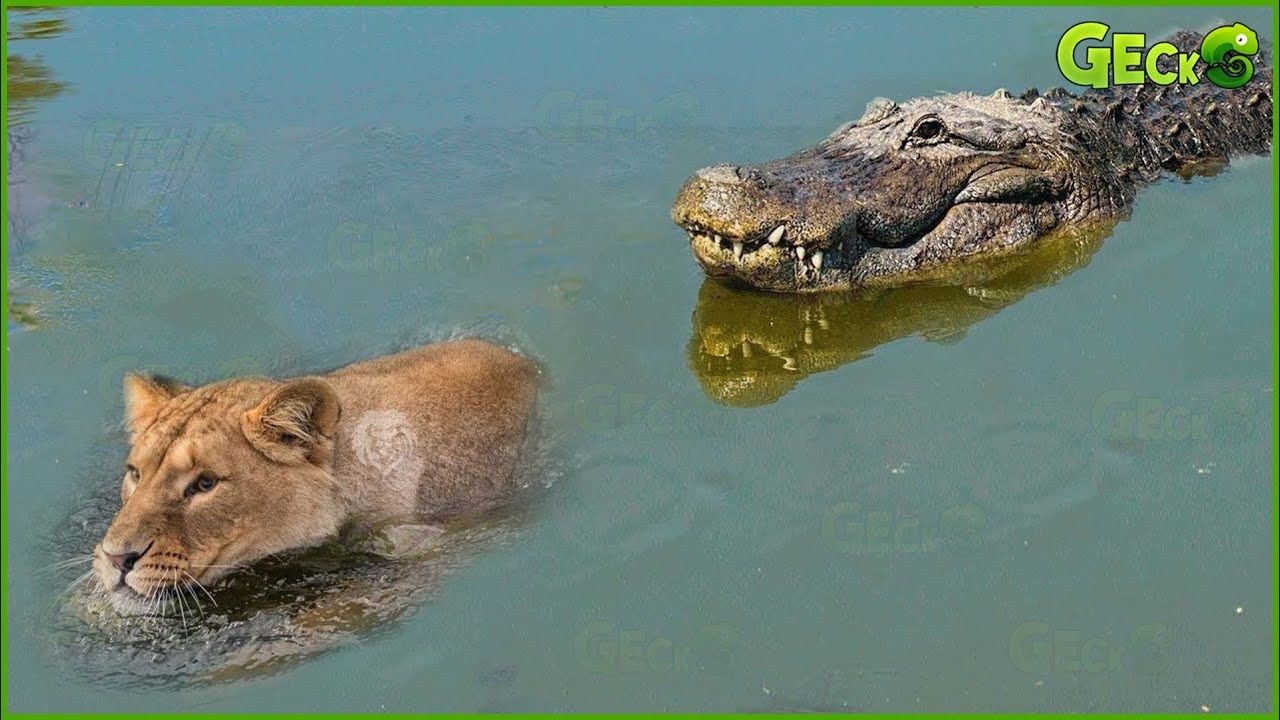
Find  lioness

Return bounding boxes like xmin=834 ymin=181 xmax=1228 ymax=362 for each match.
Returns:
xmin=92 ymin=339 xmax=539 ymax=611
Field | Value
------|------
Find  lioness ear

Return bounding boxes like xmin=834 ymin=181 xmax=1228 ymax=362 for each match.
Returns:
xmin=242 ymin=378 xmax=341 ymax=465
xmin=123 ymin=372 xmax=188 ymax=434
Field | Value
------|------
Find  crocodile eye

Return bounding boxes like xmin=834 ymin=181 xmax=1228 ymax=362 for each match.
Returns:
xmin=1236 ymin=33 xmax=1248 ymax=45
xmin=185 ymin=474 xmax=218 ymax=498
xmin=910 ymin=116 xmax=945 ymax=141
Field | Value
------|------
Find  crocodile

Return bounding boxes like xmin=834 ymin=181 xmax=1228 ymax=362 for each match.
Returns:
xmin=671 ymin=29 xmax=1272 ymax=293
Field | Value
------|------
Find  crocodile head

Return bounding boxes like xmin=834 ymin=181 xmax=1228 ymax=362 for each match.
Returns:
xmin=673 ymin=93 xmax=1081 ymax=293
xmin=674 ymin=29 xmax=1274 ymax=294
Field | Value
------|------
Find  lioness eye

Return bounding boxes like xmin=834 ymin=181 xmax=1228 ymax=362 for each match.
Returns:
xmin=185 ymin=474 xmax=218 ymax=497
xmin=911 ymin=117 xmax=945 ymax=140
xmin=124 ymin=465 xmax=139 ymax=483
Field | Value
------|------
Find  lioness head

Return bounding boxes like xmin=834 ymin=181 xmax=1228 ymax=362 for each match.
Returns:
xmin=93 ymin=373 xmax=348 ymax=610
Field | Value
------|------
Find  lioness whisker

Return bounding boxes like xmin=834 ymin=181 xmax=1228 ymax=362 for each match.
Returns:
xmin=167 ymin=569 xmax=189 ymax=630
xmin=178 ymin=578 xmax=206 ymax=620
xmin=59 ymin=569 xmax=94 ymax=598
xmin=156 ymin=586 xmax=173 ymax=621
xmin=39 ymin=556 xmax=94 ymax=576
xmin=140 ymin=585 xmax=157 ymax=621
xmin=147 ymin=583 xmax=160 ymax=620
xmin=182 ymin=571 xmax=218 ymax=607
xmin=175 ymin=578 xmax=200 ymax=624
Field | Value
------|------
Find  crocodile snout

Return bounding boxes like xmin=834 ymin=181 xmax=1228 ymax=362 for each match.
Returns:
xmin=672 ymin=163 xmax=785 ymax=244
xmin=672 ymin=158 xmax=859 ymax=293
xmin=693 ymin=164 xmax=743 ymax=184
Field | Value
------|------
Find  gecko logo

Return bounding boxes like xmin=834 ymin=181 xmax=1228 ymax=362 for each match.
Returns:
xmin=1057 ymin=22 xmax=1259 ymax=89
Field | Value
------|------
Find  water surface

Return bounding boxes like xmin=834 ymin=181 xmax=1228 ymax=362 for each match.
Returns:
xmin=5 ymin=6 xmax=1274 ymax=712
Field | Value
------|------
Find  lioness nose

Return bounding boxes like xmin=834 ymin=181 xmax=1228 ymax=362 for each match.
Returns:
xmin=105 ymin=545 xmax=148 ymax=573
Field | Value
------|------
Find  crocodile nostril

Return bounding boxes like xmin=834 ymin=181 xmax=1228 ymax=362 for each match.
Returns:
xmin=695 ymin=164 xmax=742 ymax=184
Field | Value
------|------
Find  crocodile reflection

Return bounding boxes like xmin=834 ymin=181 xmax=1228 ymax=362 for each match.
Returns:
xmin=688 ymin=226 xmax=1108 ymax=407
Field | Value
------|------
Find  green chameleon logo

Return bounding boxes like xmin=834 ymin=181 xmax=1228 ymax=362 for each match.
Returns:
xmin=1200 ymin=22 xmax=1259 ymax=89
xmin=1057 ymin=21 xmax=1260 ymax=89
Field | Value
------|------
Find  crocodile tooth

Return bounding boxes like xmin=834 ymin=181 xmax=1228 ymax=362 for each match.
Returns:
xmin=796 ymin=246 xmax=806 ymax=261
xmin=767 ymin=225 xmax=786 ymax=245
xmin=811 ymin=250 xmax=823 ymax=270
xmin=733 ymin=241 xmax=744 ymax=260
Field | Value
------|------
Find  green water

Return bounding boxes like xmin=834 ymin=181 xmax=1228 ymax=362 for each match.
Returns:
xmin=5 ymin=6 xmax=1275 ymax=712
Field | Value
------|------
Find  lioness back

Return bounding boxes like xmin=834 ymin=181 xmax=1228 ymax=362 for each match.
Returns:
xmin=326 ymin=339 xmax=540 ymax=518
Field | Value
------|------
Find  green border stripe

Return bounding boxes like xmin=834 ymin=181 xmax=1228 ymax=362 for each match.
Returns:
xmin=3 ymin=2 xmax=1276 ymax=718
